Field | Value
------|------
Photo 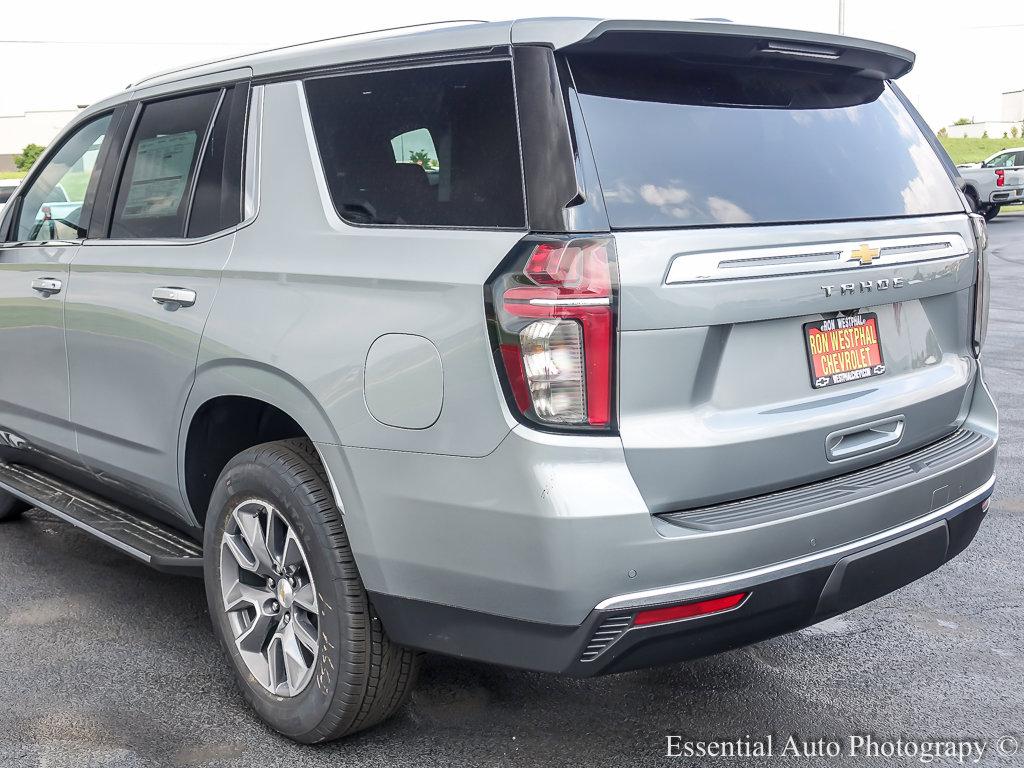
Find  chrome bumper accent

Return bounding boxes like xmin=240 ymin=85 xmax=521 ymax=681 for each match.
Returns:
xmin=595 ymin=474 xmax=995 ymax=612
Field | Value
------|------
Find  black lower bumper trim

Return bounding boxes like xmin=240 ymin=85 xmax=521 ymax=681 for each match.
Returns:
xmin=371 ymin=496 xmax=990 ymax=677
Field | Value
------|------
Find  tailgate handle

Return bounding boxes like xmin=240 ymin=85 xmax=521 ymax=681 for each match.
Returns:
xmin=825 ymin=416 xmax=905 ymax=462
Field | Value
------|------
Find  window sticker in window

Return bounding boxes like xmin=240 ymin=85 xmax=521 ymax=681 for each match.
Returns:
xmin=121 ymin=131 xmax=198 ymax=219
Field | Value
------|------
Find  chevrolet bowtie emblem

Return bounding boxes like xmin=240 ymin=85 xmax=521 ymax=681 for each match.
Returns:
xmin=849 ymin=243 xmax=881 ymax=266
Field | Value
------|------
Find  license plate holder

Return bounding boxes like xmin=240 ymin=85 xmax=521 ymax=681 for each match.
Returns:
xmin=804 ymin=313 xmax=886 ymax=389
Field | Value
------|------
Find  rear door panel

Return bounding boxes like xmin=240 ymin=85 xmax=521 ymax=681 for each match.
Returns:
xmin=614 ymin=213 xmax=977 ymax=512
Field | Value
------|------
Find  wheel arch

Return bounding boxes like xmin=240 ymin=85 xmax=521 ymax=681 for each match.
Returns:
xmin=179 ymin=359 xmax=344 ymax=525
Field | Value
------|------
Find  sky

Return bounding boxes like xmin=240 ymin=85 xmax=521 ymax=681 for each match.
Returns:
xmin=1 ymin=0 xmax=1022 ymax=131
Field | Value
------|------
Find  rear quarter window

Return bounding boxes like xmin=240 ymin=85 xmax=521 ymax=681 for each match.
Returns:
xmin=568 ymin=55 xmax=963 ymax=229
xmin=304 ymin=60 xmax=525 ymax=229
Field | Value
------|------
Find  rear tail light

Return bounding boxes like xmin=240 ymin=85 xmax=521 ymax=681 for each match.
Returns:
xmin=969 ymin=213 xmax=989 ymax=357
xmin=487 ymin=237 xmax=617 ymax=431
xmin=995 ymin=169 xmax=1006 ymax=187
xmin=633 ymin=592 xmax=748 ymax=627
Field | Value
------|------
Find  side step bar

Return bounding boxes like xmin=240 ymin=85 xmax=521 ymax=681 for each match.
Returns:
xmin=0 ymin=462 xmax=203 ymax=576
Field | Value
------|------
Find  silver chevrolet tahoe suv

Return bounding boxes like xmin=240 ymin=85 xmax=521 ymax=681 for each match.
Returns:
xmin=0 ymin=19 xmax=998 ymax=742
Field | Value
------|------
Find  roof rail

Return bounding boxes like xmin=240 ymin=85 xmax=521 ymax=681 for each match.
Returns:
xmin=129 ymin=19 xmax=490 ymax=88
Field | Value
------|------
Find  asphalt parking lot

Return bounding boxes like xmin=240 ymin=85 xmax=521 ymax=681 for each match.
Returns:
xmin=1 ymin=214 xmax=1022 ymax=768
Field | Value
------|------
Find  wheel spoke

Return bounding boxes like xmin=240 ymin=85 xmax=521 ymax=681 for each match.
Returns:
xmin=267 ymin=634 xmax=285 ymax=693
xmin=280 ymin=623 xmax=309 ymax=693
xmin=233 ymin=504 xmax=276 ymax=575
xmin=292 ymin=614 xmax=319 ymax=654
xmin=223 ymin=578 xmax=270 ymax=613
xmin=292 ymin=582 xmax=318 ymax=613
xmin=265 ymin=508 xmax=286 ymax=565
xmin=237 ymin=610 xmax=277 ymax=654
xmin=281 ymin=530 xmax=304 ymax=570
xmin=223 ymin=532 xmax=258 ymax=573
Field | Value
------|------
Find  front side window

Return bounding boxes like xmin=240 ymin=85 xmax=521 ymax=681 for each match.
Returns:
xmin=13 ymin=113 xmax=111 ymax=241
xmin=110 ymin=90 xmax=220 ymax=239
xmin=305 ymin=61 xmax=525 ymax=228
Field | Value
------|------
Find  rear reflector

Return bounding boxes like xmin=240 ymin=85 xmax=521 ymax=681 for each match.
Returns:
xmin=633 ymin=592 xmax=748 ymax=627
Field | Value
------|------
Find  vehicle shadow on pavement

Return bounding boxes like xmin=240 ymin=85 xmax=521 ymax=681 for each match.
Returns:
xmin=2 ymin=493 xmax=1022 ymax=768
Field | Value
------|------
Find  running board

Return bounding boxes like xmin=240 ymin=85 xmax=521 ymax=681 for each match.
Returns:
xmin=0 ymin=462 xmax=203 ymax=575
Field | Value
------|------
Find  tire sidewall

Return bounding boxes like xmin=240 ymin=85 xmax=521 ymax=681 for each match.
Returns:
xmin=203 ymin=449 xmax=365 ymax=742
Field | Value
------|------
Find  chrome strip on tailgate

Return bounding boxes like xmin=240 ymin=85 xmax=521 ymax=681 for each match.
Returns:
xmin=665 ymin=233 xmax=970 ymax=284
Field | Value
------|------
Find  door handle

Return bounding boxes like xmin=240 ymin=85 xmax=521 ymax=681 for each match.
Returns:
xmin=152 ymin=287 xmax=197 ymax=308
xmin=31 ymin=277 xmax=63 ymax=296
xmin=825 ymin=415 xmax=905 ymax=462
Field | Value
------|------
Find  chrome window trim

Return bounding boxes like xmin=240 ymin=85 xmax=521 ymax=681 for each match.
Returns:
xmin=665 ymin=233 xmax=970 ymax=285
xmin=1 ymin=239 xmax=83 ymax=248
xmin=594 ymin=473 xmax=994 ymax=612
xmin=243 ymin=84 xmax=264 ymax=222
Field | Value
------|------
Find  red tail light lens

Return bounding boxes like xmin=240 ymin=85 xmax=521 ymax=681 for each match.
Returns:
xmin=996 ymin=169 xmax=1005 ymax=187
xmin=488 ymin=238 xmax=617 ymax=431
xmin=633 ymin=592 xmax=748 ymax=627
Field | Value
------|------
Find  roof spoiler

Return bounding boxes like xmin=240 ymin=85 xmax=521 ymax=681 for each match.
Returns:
xmin=557 ymin=20 xmax=914 ymax=80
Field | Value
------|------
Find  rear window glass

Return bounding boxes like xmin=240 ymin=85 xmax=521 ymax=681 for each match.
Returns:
xmin=569 ymin=56 xmax=963 ymax=229
xmin=305 ymin=61 xmax=525 ymax=229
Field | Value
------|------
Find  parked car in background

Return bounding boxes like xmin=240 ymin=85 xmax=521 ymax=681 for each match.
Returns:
xmin=0 ymin=18 xmax=997 ymax=743
xmin=958 ymin=147 xmax=1024 ymax=220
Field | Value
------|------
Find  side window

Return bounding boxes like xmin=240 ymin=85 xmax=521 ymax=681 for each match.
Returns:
xmin=13 ymin=113 xmax=112 ymax=242
xmin=305 ymin=61 xmax=525 ymax=228
xmin=1016 ymin=151 xmax=1024 ymax=168
xmin=110 ymin=90 xmax=220 ymax=239
xmin=188 ymin=85 xmax=247 ymax=238
xmin=984 ymin=152 xmax=1016 ymax=168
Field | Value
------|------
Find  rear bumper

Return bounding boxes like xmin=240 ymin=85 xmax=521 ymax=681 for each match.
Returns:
xmin=322 ymin=371 xmax=997 ymax=672
xmin=988 ymin=187 xmax=1024 ymax=203
xmin=371 ymin=480 xmax=992 ymax=675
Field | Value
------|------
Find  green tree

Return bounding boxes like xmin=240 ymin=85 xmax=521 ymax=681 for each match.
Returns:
xmin=13 ymin=143 xmax=45 ymax=172
xmin=953 ymin=118 xmax=972 ymax=126
xmin=408 ymin=149 xmax=438 ymax=169
xmin=981 ymin=130 xmax=989 ymax=139
xmin=1012 ymin=126 xmax=1020 ymax=140
xmin=937 ymin=127 xmax=948 ymax=138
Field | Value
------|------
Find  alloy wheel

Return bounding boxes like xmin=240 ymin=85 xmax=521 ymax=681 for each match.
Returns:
xmin=219 ymin=499 xmax=320 ymax=697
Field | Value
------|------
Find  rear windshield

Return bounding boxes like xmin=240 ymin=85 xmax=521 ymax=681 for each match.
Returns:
xmin=568 ymin=56 xmax=963 ymax=229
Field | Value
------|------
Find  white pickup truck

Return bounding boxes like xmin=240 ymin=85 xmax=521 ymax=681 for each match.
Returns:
xmin=957 ymin=147 xmax=1024 ymax=221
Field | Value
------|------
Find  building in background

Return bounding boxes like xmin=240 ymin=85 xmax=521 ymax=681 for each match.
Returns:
xmin=1004 ymin=89 xmax=1024 ymax=122
xmin=0 ymin=107 xmax=84 ymax=172
xmin=942 ymin=90 xmax=1024 ymax=139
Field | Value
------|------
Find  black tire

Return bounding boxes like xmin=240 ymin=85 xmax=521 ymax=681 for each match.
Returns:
xmin=964 ymin=188 xmax=981 ymax=213
xmin=0 ymin=490 xmax=29 ymax=522
xmin=203 ymin=438 xmax=420 ymax=743
xmin=982 ymin=204 xmax=999 ymax=221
